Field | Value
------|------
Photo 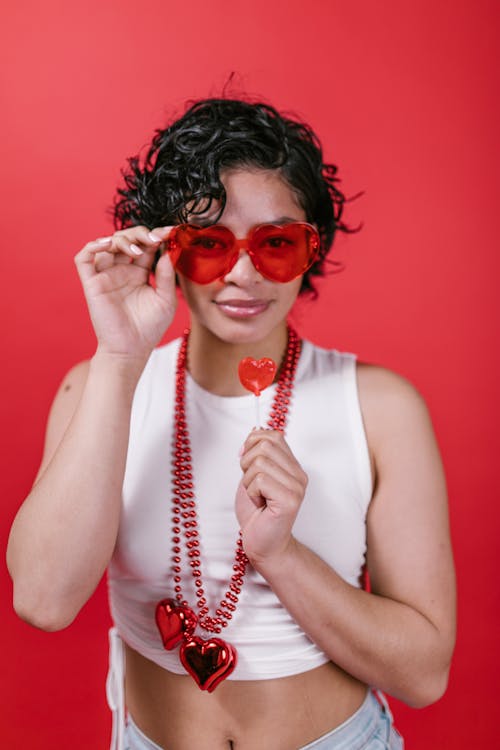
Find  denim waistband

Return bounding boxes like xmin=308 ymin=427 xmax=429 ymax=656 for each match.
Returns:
xmin=300 ymin=689 xmax=393 ymax=749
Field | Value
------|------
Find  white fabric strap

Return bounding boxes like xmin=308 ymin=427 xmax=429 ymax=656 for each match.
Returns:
xmin=373 ymin=689 xmax=394 ymax=722
xmin=106 ymin=627 xmax=126 ymax=750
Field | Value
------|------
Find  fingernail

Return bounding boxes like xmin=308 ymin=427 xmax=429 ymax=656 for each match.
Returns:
xmin=130 ymin=244 xmax=143 ymax=256
xmin=97 ymin=236 xmax=112 ymax=244
xmin=148 ymin=231 xmax=162 ymax=242
xmin=239 ymin=444 xmax=245 ymax=457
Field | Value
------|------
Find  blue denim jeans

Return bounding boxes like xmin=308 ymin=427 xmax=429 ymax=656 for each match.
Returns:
xmin=124 ymin=690 xmax=404 ymax=749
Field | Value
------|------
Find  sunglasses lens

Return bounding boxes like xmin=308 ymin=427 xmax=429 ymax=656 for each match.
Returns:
xmin=168 ymin=225 xmax=236 ymax=284
xmin=250 ymin=224 xmax=320 ymax=282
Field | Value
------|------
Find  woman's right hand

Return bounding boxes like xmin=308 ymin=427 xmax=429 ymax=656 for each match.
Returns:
xmin=74 ymin=225 xmax=177 ymax=360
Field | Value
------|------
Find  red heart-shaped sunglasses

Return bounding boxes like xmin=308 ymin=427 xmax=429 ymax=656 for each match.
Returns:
xmin=165 ymin=222 xmax=320 ymax=284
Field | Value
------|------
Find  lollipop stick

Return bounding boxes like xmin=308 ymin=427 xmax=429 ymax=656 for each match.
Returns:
xmin=255 ymin=395 xmax=261 ymax=428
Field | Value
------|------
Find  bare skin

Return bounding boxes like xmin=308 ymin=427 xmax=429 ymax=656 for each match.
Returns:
xmin=123 ymin=648 xmax=367 ymax=749
xmin=7 ymin=168 xmax=456 ymax=749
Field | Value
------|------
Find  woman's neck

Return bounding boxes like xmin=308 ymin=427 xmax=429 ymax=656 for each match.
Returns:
xmin=186 ymin=322 xmax=290 ymax=396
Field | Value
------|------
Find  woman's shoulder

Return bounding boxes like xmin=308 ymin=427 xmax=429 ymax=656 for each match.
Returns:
xmin=61 ymin=358 xmax=91 ymax=384
xmin=48 ymin=359 xmax=92 ymax=422
xmin=32 ymin=359 xmax=91 ymax=484
xmin=303 ymin=339 xmax=434 ymax=477
xmin=355 ymin=360 xmax=435 ymax=478
xmin=355 ymin=360 xmax=428 ymax=418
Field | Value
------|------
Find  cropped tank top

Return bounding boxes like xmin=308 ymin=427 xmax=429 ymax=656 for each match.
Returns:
xmin=107 ymin=337 xmax=373 ymax=684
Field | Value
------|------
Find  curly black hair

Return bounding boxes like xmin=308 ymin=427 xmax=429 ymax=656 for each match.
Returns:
xmin=112 ymin=97 xmax=355 ymax=295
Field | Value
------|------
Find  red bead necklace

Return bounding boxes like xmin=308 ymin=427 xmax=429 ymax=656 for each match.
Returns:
xmin=155 ymin=326 xmax=302 ymax=692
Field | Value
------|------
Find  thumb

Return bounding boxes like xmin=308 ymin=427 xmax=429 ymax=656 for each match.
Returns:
xmin=235 ymin=479 xmax=253 ymax=528
xmin=154 ymin=252 xmax=177 ymax=304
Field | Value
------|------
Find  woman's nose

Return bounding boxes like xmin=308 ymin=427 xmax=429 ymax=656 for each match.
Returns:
xmin=223 ymin=248 xmax=263 ymax=284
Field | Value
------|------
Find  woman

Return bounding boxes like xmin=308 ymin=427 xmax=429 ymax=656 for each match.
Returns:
xmin=7 ymin=98 xmax=456 ymax=749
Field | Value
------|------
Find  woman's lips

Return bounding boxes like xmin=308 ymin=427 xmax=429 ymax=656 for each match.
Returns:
xmin=214 ymin=298 xmax=271 ymax=318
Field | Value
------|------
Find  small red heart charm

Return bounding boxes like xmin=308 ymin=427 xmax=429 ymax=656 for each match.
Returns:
xmin=180 ymin=636 xmax=237 ymax=692
xmin=238 ymin=357 xmax=277 ymax=396
xmin=155 ymin=599 xmax=198 ymax=650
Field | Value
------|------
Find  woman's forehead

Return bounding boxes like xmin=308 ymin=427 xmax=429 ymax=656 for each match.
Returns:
xmin=186 ymin=167 xmax=304 ymax=226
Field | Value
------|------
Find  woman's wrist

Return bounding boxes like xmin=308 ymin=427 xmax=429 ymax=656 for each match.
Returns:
xmin=91 ymin=347 xmax=150 ymax=386
xmin=250 ymin=536 xmax=301 ymax=581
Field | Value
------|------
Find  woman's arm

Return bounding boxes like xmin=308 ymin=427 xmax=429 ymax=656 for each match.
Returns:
xmin=238 ymin=366 xmax=456 ymax=708
xmin=7 ymin=354 xmax=145 ymax=631
xmin=7 ymin=226 xmax=176 ymax=631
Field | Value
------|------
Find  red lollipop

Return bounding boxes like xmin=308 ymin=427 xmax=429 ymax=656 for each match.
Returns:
xmin=238 ymin=357 xmax=277 ymax=396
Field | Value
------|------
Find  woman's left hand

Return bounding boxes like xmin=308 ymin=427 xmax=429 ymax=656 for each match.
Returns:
xmin=236 ymin=429 xmax=308 ymax=568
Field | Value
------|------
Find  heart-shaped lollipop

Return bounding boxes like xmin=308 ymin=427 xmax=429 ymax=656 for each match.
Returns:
xmin=180 ymin=636 xmax=238 ymax=692
xmin=155 ymin=599 xmax=198 ymax=650
xmin=238 ymin=357 xmax=277 ymax=396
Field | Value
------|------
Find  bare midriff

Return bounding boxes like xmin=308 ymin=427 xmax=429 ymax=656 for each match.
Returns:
xmin=124 ymin=642 xmax=368 ymax=750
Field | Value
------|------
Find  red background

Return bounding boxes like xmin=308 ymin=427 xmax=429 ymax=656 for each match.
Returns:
xmin=1 ymin=1 xmax=499 ymax=747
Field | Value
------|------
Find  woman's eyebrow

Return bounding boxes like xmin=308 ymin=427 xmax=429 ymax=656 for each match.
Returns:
xmin=187 ymin=215 xmax=301 ymax=229
xmin=271 ymin=216 xmax=300 ymax=224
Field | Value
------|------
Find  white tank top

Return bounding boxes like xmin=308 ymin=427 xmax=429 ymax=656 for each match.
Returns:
xmin=107 ymin=336 xmax=373 ymax=683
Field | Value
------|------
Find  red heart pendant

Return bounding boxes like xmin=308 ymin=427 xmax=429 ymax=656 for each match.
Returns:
xmin=180 ymin=636 xmax=237 ymax=692
xmin=155 ymin=599 xmax=198 ymax=650
xmin=238 ymin=357 xmax=277 ymax=396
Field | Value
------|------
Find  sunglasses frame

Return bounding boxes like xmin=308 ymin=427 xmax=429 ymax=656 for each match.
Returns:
xmin=166 ymin=222 xmax=320 ymax=284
